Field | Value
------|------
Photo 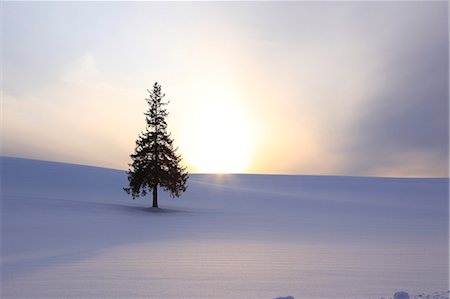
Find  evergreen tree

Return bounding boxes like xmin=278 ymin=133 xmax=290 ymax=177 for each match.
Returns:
xmin=124 ymin=82 xmax=188 ymax=208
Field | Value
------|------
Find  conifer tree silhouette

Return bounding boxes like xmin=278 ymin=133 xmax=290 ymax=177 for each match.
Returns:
xmin=124 ymin=82 xmax=188 ymax=208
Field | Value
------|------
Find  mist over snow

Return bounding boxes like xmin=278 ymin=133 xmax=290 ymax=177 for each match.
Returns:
xmin=1 ymin=157 xmax=448 ymax=298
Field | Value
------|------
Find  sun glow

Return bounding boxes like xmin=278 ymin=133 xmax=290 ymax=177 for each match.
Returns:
xmin=181 ymin=85 xmax=255 ymax=174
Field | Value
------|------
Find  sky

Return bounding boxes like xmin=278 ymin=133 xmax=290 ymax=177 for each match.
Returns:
xmin=1 ymin=1 xmax=449 ymax=177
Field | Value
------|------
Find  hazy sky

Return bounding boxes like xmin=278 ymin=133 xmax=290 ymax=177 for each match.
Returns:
xmin=2 ymin=1 xmax=449 ymax=177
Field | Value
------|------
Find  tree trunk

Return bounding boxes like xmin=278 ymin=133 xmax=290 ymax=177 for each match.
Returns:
xmin=152 ymin=183 xmax=158 ymax=208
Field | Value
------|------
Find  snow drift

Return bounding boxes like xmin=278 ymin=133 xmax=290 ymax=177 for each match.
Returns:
xmin=1 ymin=157 xmax=448 ymax=298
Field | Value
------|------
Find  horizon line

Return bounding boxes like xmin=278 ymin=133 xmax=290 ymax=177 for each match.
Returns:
xmin=1 ymin=155 xmax=448 ymax=180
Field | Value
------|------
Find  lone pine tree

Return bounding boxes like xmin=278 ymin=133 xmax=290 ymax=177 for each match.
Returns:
xmin=124 ymin=82 xmax=188 ymax=208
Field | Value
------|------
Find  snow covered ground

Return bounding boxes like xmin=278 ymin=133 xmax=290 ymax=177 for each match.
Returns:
xmin=1 ymin=157 xmax=448 ymax=298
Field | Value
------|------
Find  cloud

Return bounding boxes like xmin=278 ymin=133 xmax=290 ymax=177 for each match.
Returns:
xmin=2 ymin=2 xmax=448 ymax=177
xmin=341 ymin=5 xmax=449 ymax=177
xmin=2 ymin=53 xmax=145 ymax=169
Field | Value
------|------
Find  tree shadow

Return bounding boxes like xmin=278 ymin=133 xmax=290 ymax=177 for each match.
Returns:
xmin=117 ymin=204 xmax=198 ymax=215
xmin=1 ymin=195 xmax=202 ymax=280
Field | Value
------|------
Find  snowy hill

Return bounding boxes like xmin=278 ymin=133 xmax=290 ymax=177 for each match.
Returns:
xmin=1 ymin=157 xmax=448 ymax=298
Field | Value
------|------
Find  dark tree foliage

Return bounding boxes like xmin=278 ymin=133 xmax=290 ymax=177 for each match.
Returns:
xmin=124 ymin=82 xmax=188 ymax=208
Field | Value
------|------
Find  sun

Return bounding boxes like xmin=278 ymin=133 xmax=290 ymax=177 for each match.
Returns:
xmin=181 ymin=87 xmax=255 ymax=174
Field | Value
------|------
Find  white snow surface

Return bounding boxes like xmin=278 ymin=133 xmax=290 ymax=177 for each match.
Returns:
xmin=1 ymin=157 xmax=448 ymax=299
